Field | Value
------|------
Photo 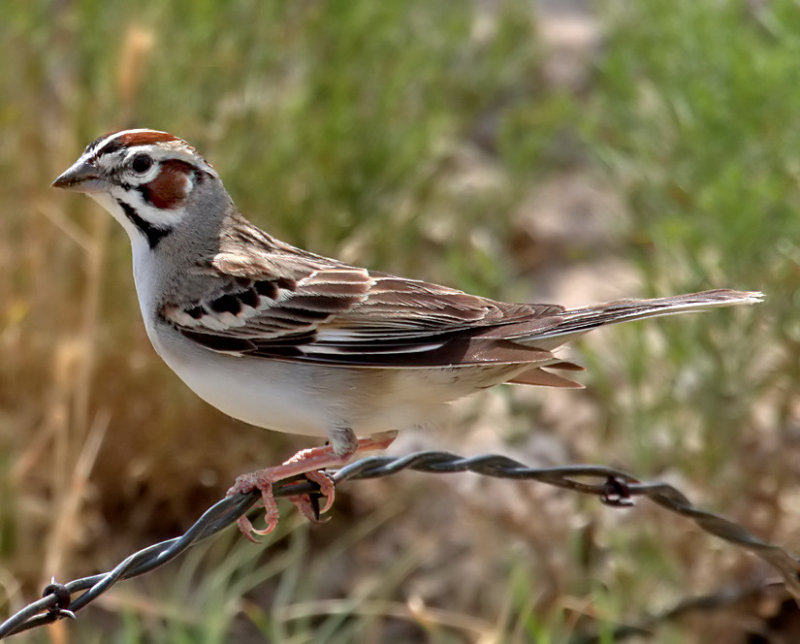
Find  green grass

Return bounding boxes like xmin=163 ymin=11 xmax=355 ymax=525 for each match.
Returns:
xmin=583 ymin=1 xmax=800 ymax=485
xmin=0 ymin=0 xmax=798 ymax=641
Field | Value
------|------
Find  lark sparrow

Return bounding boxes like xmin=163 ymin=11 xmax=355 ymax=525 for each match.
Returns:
xmin=53 ymin=129 xmax=762 ymax=538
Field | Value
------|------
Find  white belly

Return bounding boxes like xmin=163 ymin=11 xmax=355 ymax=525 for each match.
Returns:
xmin=145 ymin=319 xmax=524 ymax=440
xmin=151 ymin=326 xmax=337 ymax=437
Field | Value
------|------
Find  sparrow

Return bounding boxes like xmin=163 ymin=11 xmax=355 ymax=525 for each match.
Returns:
xmin=52 ymin=129 xmax=762 ymax=538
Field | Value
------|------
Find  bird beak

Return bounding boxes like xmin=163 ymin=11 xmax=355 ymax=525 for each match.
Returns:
xmin=52 ymin=159 xmax=107 ymax=193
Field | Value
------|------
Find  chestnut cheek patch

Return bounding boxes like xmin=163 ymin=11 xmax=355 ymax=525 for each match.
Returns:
xmin=142 ymin=160 xmax=195 ymax=209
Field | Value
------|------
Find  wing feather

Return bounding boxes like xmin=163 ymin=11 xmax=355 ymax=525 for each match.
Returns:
xmin=161 ymin=250 xmax=566 ymax=368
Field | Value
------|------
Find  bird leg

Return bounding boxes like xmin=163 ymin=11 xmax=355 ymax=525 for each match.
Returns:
xmin=228 ymin=431 xmax=397 ymax=541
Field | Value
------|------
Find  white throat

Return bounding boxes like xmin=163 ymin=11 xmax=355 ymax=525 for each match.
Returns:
xmin=88 ymin=191 xmax=160 ymax=324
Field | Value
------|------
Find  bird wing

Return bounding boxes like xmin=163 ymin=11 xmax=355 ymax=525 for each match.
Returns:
xmin=161 ymin=251 xmax=565 ymax=368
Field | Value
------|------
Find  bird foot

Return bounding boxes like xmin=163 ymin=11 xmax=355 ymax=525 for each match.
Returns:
xmin=228 ymin=432 xmax=397 ymax=541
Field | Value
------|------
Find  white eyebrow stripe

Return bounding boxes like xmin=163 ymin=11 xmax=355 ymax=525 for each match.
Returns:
xmin=89 ymin=129 xmax=176 ymax=163
xmin=92 ymin=129 xmax=170 ymax=150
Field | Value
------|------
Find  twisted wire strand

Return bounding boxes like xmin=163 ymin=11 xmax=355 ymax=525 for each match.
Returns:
xmin=1 ymin=451 xmax=797 ymax=638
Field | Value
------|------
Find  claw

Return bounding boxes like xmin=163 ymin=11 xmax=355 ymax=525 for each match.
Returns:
xmin=288 ymin=471 xmax=335 ymax=523
xmin=236 ymin=515 xmax=262 ymax=543
xmin=289 ymin=494 xmax=330 ymax=524
xmin=303 ymin=470 xmax=335 ymax=514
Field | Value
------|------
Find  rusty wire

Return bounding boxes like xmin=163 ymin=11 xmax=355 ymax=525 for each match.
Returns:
xmin=1 ymin=450 xmax=798 ymax=638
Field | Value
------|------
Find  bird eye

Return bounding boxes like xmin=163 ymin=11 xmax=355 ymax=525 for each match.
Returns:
xmin=131 ymin=154 xmax=154 ymax=174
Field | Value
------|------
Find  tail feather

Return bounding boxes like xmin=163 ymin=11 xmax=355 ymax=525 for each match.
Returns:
xmin=508 ymin=366 xmax=584 ymax=388
xmin=506 ymin=289 xmax=761 ymax=388
xmin=524 ymin=289 xmax=763 ymax=345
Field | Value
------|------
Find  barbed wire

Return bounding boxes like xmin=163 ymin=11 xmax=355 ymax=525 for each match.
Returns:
xmin=1 ymin=450 xmax=798 ymax=638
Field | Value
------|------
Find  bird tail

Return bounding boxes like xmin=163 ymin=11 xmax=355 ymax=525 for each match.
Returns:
xmin=524 ymin=289 xmax=763 ymax=346
xmin=505 ymin=289 xmax=762 ymax=389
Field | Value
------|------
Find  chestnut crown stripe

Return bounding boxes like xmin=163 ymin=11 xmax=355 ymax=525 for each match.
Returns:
xmin=89 ymin=130 xmax=181 ymax=160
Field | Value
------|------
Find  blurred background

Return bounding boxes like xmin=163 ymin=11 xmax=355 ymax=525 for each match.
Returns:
xmin=1 ymin=0 xmax=799 ymax=641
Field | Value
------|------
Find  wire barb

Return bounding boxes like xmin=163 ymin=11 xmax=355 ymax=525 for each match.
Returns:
xmin=41 ymin=580 xmax=75 ymax=622
xmin=599 ymin=475 xmax=636 ymax=507
xmin=1 ymin=450 xmax=798 ymax=638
